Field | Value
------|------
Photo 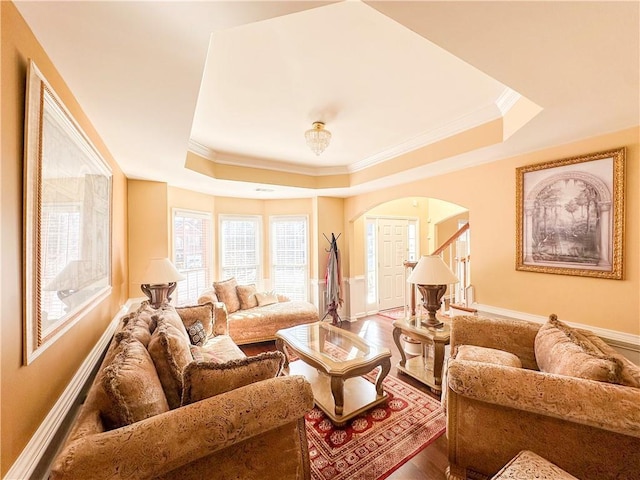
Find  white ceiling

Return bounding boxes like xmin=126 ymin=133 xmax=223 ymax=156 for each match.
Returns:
xmin=15 ymin=1 xmax=640 ymax=199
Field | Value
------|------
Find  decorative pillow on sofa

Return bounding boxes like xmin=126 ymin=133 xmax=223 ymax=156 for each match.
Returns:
xmin=185 ymin=321 xmax=207 ymax=346
xmin=213 ymin=278 xmax=241 ymax=313
xmin=101 ymin=337 xmax=169 ymax=430
xmin=181 ymin=351 xmax=286 ymax=405
xmin=190 ymin=345 xmax=223 ymax=363
xmin=574 ymin=327 xmax=640 ymax=388
xmin=255 ymin=291 xmax=279 ymax=307
xmin=134 ymin=301 xmax=159 ymax=334
xmin=236 ymin=284 xmax=258 ymax=310
xmin=455 ymin=345 xmax=523 ymax=368
xmin=148 ymin=312 xmax=194 ymax=409
xmin=535 ymin=314 xmax=623 ymax=384
xmin=121 ymin=310 xmax=153 ymax=348
xmin=176 ymin=302 xmax=215 ymax=338
xmin=276 ymin=293 xmax=291 ymax=302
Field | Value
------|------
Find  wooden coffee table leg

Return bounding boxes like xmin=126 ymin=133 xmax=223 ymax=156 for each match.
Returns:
xmin=375 ymin=358 xmax=391 ymax=397
xmin=393 ymin=327 xmax=407 ymax=367
xmin=330 ymin=376 xmax=345 ymax=416
xmin=432 ymin=339 xmax=446 ymax=386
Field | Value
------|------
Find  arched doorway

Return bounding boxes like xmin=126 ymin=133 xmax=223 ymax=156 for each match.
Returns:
xmin=356 ymin=197 xmax=467 ymax=315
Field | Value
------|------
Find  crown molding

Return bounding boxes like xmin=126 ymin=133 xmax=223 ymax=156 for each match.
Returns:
xmin=189 ymin=87 xmax=520 ymax=179
xmin=495 ymin=87 xmax=521 ymax=115
xmin=188 ymin=140 xmax=349 ymax=176
xmin=348 ymin=100 xmax=504 ymax=173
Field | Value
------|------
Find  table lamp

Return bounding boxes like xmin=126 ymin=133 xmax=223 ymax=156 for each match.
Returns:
xmin=406 ymin=255 xmax=459 ymax=328
xmin=140 ymin=258 xmax=185 ymax=308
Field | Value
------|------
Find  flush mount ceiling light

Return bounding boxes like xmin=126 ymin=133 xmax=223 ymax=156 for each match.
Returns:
xmin=305 ymin=121 xmax=331 ymax=155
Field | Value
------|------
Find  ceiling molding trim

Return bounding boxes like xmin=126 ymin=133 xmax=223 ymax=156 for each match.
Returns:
xmin=188 ymin=139 xmax=217 ymax=160
xmin=496 ymin=87 xmax=521 ymax=115
xmin=188 ymin=139 xmax=349 ymax=176
xmin=347 ymin=102 xmax=503 ymax=173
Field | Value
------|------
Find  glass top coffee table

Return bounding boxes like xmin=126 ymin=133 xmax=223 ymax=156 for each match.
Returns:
xmin=276 ymin=322 xmax=391 ymax=426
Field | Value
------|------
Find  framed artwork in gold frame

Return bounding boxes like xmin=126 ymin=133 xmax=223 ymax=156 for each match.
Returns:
xmin=516 ymin=148 xmax=625 ymax=279
xmin=23 ymin=60 xmax=112 ymax=364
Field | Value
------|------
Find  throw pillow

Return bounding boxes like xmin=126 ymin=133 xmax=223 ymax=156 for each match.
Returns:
xmin=535 ymin=314 xmax=622 ymax=384
xmin=148 ymin=319 xmax=194 ymax=409
xmin=186 ymin=321 xmax=206 ymax=347
xmin=236 ymin=284 xmax=258 ymax=310
xmin=213 ymin=278 xmax=241 ymax=314
xmin=276 ymin=293 xmax=291 ymax=302
xmin=176 ymin=302 xmax=215 ymax=338
xmin=181 ymin=351 xmax=286 ymax=406
xmin=255 ymin=291 xmax=279 ymax=307
xmin=101 ymin=337 xmax=169 ymax=430
xmin=190 ymin=345 xmax=223 ymax=363
xmin=455 ymin=345 xmax=523 ymax=368
xmin=575 ymin=328 xmax=640 ymax=388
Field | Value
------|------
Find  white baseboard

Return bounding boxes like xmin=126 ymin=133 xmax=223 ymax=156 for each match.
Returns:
xmin=473 ymin=303 xmax=640 ymax=363
xmin=5 ymin=301 xmax=134 ymax=480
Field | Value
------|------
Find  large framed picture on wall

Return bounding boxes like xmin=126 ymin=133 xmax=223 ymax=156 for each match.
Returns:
xmin=23 ymin=60 xmax=112 ymax=364
xmin=516 ymin=148 xmax=625 ymax=280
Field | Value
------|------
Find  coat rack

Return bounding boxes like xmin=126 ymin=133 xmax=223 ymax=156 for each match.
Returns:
xmin=322 ymin=233 xmax=342 ymax=325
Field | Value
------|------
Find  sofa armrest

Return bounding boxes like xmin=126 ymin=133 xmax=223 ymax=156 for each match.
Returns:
xmin=196 ymin=288 xmax=229 ymax=336
xmin=211 ymin=301 xmax=228 ymax=336
xmin=450 ymin=315 xmax=540 ymax=369
xmin=50 ymin=375 xmax=313 ymax=480
xmin=447 ymin=358 xmax=640 ymax=438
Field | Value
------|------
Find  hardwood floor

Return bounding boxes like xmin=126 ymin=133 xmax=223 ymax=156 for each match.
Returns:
xmin=240 ymin=314 xmax=449 ymax=480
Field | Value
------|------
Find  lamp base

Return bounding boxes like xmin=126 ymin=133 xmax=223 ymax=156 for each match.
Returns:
xmin=416 ymin=283 xmax=447 ymax=329
xmin=141 ymin=282 xmax=177 ymax=308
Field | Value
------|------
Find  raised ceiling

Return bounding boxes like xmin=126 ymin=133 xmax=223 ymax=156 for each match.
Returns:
xmin=15 ymin=1 xmax=639 ymax=199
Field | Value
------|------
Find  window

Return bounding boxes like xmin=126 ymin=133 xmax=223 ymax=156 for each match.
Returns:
xmin=407 ymin=220 xmax=418 ymax=261
xmin=173 ymin=209 xmax=212 ymax=306
xmin=271 ymin=216 xmax=308 ymax=301
xmin=219 ymin=215 xmax=261 ymax=283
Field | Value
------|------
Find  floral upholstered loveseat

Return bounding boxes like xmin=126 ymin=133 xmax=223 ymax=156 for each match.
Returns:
xmin=50 ymin=301 xmax=314 ymax=480
xmin=445 ymin=314 xmax=640 ymax=480
xmin=198 ymin=277 xmax=319 ymax=345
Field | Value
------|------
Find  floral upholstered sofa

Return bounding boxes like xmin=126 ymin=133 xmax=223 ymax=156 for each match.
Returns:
xmin=49 ymin=301 xmax=314 ymax=480
xmin=445 ymin=314 xmax=640 ymax=480
xmin=198 ymin=277 xmax=319 ymax=345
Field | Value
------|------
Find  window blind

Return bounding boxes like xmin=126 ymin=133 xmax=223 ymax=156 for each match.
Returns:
xmin=173 ymin=209 xmax=212 ymax=305
xmin=271 ymin=216 xmax=308 ymax=301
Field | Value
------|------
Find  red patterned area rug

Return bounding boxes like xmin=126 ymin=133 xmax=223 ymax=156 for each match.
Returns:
xmin=305 ymin=372 xmax=446 ymax=480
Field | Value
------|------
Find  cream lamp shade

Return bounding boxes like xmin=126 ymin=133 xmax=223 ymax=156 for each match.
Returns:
xmin=406 ymin=255 xmax=458 ymax=328
xmin=140 ymin=258 xmax=185 ymax=307
xmin=141 ymin=258 xmax=185 ymax=284
xmin=406 ymin=255 xmax=459 ymax=286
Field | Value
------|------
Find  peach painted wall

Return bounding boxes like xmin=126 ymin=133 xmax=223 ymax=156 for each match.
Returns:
xmin=345 ymin=127 xmax=640 ymax=336
xmin=127 ymin=180 xmax=169 ymax=297
xmin=1 ymin=3 xmax=129 ymax=475
xmin=435 ymin=212 xmax=469 ymax=250
xmin=427 ymin=199 xmax=468 ymax=253
xmin=315 ymin=197 xmax=345 ymax=279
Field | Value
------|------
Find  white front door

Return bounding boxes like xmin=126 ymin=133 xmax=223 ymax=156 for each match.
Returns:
xmin=377 ymin=218 xmax=408 ymax=311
